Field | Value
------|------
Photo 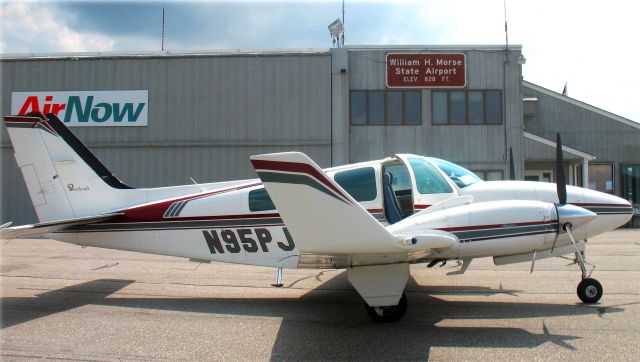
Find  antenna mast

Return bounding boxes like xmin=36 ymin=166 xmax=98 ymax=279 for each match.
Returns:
xmin=503 ymin=0 xmax=509 ymax=50
xmin=342 ymin=0 xmax=345 ymax=46
xmin=161 ymin=8 xmax=165 ymax=51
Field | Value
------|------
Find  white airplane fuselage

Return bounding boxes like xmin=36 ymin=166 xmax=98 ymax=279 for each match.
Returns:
xmin=50 ymin=159 xmax=632 ymax=269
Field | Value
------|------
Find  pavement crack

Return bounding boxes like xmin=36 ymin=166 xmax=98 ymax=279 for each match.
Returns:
xmin=90 ymin=262 xmax=119 ymax=270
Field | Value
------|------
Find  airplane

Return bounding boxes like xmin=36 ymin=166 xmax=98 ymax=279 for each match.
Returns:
xmin=1 ymin=112 xmax=633 ymax=322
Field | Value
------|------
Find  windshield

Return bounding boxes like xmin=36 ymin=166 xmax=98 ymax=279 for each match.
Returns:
xmin=427 ymin=157 xmax=483 ymax=188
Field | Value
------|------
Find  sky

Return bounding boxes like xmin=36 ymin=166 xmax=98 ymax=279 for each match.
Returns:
xmin=0 ymin=0 xmax=638 ymax=123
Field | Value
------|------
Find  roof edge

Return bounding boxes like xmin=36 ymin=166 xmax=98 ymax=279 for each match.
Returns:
xmin=346 ymin=44 xmax=522 ymax=51
xmin=523 ymin=81 xmax=640 ymax=131
xmin=0 ymin=48 xmax=331 ymax=60
xmin=523 ymin=131 xmax=596 ymax=160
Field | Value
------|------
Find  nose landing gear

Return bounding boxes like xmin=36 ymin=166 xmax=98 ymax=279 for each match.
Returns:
xmin=565 ymin=224 xmax=603 ymax=304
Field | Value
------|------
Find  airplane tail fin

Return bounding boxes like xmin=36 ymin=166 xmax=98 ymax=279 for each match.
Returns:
xmin=3 ymin=113 xmax=133 ymax=222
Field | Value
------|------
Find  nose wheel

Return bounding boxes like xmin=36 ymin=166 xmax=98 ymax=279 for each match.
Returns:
xmin=577 ymin=278 xmax=603 ymax=303
xmin=565 ymin=224 xmax=603 ymax=304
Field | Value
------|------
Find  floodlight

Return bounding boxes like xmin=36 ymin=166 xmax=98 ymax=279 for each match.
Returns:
xmin=328 ymin=18 xmax=344 ymax=38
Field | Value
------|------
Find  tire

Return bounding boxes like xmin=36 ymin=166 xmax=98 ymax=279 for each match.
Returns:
xmin=365 ymin=293 xmax=407 ymax=323
xmin=577 ymin=278 xmax=603 ymax=303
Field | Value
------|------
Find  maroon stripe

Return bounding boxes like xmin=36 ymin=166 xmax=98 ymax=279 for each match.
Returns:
xmin=251 ymin=159 xmax=351 ymax=202
xmin=120 ymin=182 xmax=261 ymax=221
xmin=97 ymin=208 xmax=385 ymax=224
xmin=460 ymin=230 xmax=556 ymax=243
xmin=4 ymin=115 xmax=46 ymax=123
xmin=414 ymin=204 xmax=431 ymax=210
xmin=112 ymin=212 xmax=279 ymax=224
xmin=572 ymin=202 xmax=631 ymax=207
xmin=439 ymin=220 xmax=556 ymax=233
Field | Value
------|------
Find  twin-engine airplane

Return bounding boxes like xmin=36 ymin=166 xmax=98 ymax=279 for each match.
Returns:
xmin=1 ymin=113 xmax=633 ymax=322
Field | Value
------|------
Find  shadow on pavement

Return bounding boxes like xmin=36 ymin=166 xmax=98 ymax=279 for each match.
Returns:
xmin=0 ymin=275 xmax=625 ymax=360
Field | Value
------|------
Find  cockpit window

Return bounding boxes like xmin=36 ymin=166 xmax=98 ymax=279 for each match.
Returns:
xmin=407 ymin=157 xmax=453 ymax=194
xmin=248 ymin=188 xmax=275 ymax=211
xmin=334 ymin=167 xmax=377 ymax=202
xmin=427 ymin=157 xmax=482 ymax=188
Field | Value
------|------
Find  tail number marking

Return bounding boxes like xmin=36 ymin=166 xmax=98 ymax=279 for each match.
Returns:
xmin=202 ymin=227 xmax=295 ymax=254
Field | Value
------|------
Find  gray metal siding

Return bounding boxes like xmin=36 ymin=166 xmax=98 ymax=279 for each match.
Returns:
xmin=1 ymin=53 xmax=332 ymax=224
xmin=523 ymin=86 xmax=640 ymax=164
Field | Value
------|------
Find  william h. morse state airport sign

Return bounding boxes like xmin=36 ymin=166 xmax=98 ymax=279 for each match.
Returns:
xmin=386 ymin=53 xmax=466 ymax=88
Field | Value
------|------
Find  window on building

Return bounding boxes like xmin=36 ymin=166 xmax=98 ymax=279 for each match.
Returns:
xmin=248 ymin=188 xmax=275 ymax=212
xmin=474 ymin=170 xmax=504 ymax=181
xmin=350 ymin=91 xmax=366 ymax=125
xmin=622 ymin=165 xmax=640 ymax=207
xmin=589 ymin=163 xmax=614 ymax=194
xmin=350 ymin=90 xmax=422 ymax=125
xmin=431 ymin=90 xmax=503 ymax=125
xmin=334 ymin=167 xmax=377 ymax=202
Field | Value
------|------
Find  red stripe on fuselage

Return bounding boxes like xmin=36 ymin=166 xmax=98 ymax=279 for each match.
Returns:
xmin=251 ymin=159 xmax=352 ymax=203
xmin=414 ymin=204 xmax=432 ymax=210
xmin=438 ymin=220 xmax=556 ymax=233
xmin=120 ymin=182 xmax=261 ymax=222
xmin=571 ymin=202 xmax=631 ymax=207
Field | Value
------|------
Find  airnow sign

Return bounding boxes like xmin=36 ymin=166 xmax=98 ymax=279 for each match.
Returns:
xmin=11 ymin=90 xmax=148 ymax=126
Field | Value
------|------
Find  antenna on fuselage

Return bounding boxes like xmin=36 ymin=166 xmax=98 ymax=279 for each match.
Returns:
xmin=190 ymin=177 xmax=205 ymax=192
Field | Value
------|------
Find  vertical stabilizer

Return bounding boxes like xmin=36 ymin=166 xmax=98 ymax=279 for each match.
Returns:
xmin=3 ymin=113 xmax=133 ymax=222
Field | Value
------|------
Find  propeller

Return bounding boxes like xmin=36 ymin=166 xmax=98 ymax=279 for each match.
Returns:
xmin=553 ymin=132 xmax=596 ymax=235
xmin=509 ymin=146 xmax=516 ymax=180
xmin=555 ymin=133 xmax=567 ymax=205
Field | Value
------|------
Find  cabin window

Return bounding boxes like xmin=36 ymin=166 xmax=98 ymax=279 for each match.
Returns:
xmin=431 ymin=90 xmax=503 ymax=125
xmin=334 ymin=167 xmax=377 ymax=202
xmin=408 ymin=157 xmax=453 ymax=194
xmin=248 ymin=188 xmax=275 ymax=212
xmin=350 ymin=90 xmax=422 ymax=125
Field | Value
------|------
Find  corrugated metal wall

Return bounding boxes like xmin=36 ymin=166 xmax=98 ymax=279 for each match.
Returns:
xmin=0 ymin=52 xmax=332 ymax=224
xmin=346 ymin=48 xmax=524 ymax=176
xmin=523 ymin=85 xmax=640 ymax=163
xmin=523 ymin=83 xmax=640 ymax=196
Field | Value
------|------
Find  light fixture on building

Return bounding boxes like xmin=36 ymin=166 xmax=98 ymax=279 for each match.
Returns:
xmin=517 ymin=54 xmax=527 ymax=65
xmin=328 ymin=18 xmax=344 ymax=48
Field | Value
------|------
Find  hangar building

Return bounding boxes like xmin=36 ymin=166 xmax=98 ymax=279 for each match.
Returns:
xmin=1 ymin=45 xmax=639 ymax=225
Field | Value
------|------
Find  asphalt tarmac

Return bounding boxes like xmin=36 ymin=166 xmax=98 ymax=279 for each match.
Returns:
xmin=1 ymin=229 xmax=639 ymax=361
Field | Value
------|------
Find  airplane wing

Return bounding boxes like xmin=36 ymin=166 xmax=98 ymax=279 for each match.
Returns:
xmin=250 ymin=152 xmax=457 ymax=255
xmin=0 ymin=213 xmax=123 ymax=240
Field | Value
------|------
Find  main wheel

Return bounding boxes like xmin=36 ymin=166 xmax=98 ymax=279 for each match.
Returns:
xmin=365 ymin=293 xmax=407 ymax=323
xmin=577 ymin=278 xmax=603 ymax=303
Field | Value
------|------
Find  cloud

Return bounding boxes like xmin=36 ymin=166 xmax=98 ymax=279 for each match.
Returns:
xmin=0 ymin=1 xmax=115 ymax=53
xmin=0 ymin=0 xmax=637 ymax=122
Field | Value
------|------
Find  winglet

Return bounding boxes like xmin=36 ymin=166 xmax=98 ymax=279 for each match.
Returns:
xmin=250 ymin=152 xmax=398 ymax=254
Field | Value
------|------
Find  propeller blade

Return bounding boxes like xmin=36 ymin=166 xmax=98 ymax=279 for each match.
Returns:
xmin=556 ymin=133 xmax=567 ymax=205
xmin=509 ymin=146 xmax=516 ymax=180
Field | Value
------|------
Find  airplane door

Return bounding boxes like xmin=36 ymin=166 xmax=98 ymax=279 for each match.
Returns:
xmin=395 ymin=154 xmax=459 ymax=212
xmin=381 ymin=163 xmax=414 ymax=220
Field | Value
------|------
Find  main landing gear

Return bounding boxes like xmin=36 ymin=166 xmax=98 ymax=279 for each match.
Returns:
xmin=565 ymin=224 xmax=603 ymax=304
xmin=365 ymin=293 xmax=407 ymax=323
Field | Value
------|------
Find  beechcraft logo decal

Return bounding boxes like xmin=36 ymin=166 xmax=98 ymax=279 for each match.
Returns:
xmin=67 ymin=183 xmax=90 ymax=191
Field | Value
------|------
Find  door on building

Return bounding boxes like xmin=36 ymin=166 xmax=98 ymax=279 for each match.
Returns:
xmin=524 ymin=170 xmax=553 ymax=183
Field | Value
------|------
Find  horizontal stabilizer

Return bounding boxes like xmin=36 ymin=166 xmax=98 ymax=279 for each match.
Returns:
xmin=0 ymin=213 xmax=122 ymax=240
